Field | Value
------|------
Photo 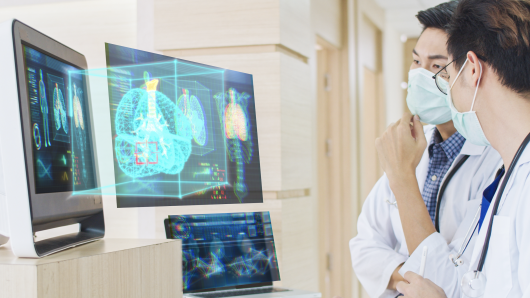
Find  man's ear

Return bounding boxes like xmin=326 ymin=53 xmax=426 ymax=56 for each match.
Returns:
xmin=466 ymin=51 xmax=482 ymax=88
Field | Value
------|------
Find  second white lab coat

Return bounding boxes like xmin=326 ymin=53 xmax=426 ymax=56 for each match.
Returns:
xmin=459 ymin=144 xmax=530 ymax=298
xmin=349 ymin=125 xmax=502 ymax=298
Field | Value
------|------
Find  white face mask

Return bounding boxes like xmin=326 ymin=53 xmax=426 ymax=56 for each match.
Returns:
xmin=447 ymin=58 xmax=490 ymax=146
xmin=406 ymin=68 xmax=451 ymax=125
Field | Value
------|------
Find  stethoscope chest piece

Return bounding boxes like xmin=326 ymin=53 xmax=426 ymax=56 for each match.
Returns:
xmin=461 ymin=270 xmax=487 ymax=297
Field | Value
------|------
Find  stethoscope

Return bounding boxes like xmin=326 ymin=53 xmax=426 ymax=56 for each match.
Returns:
xmin=386 ymin=154 xmax=470 ymax=233
xmin=458 ymin=132 xmax=530 ymax=297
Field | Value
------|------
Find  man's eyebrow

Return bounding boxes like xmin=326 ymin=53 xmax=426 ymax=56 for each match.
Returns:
xmin=428 ymin=54 xmax=448 ymax=60
xmin=412 ymin=49 xmax=448 ymax=60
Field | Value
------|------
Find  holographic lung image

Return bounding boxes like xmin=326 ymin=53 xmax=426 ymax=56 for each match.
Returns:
xmin=38 ymin=70 xmax=51 ymax=147
xmin=167 ymin=212 xmax=280 ymax=292
xmin=114 ymin=74 xmax=193 ymax=178
xmin=53 ymin=83 xmax=68 ymax=133
xmin=214 ymin=88 xmax=253 ymax=201
xmin=177 ymin=89 xmax=207 ymax=147
xmin=72 ymin=84 xmax=88 ymax=185
xmin=47 ymin=74 xmax=70 ymax=143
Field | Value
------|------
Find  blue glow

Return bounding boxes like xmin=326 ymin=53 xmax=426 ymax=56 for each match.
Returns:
xmin=167 ymin=212 xmax=280 ymax=292
xmin=114 ymin=87 xmax=193 ymax=178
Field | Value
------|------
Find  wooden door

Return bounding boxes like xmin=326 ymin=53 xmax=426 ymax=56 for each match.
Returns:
xmin=317 ymin=38 xmax=351 ymax=298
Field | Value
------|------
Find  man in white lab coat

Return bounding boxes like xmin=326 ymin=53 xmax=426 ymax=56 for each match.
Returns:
xmin=349 ymin=2 xmax=502 ymax=297
xmin=377 ymin=0 xmax=530 ymax=297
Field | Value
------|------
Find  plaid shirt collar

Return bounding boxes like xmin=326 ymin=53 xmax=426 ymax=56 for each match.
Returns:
xmin=428 ymin=129 xmax=466 ymax=160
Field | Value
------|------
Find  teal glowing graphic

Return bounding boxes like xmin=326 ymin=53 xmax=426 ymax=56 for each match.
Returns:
xmin=38 ymin=69 xmax=51 ymax=147
xmin=114 ymin=72 xmax=192 ymax=178
xmin=36 ymin=159 xmax=52 ymax=179
xmin=214 ymin=88 xmax=253 ymax=201
xmin=53 ymin=83 xmax=68 ymax=133
xmin=33 ymin=123 xmax=41 ymax=150
xmin=177 ymin=88 xmax=207 ymax=146
xmin=168 ymin=212 xmax=280 ymax=292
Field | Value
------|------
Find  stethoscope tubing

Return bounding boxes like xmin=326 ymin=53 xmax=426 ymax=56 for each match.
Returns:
xmin=475 ymin=132 xmax=530 ymax=272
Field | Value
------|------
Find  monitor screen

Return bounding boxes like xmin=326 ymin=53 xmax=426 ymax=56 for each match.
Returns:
xmin=167 ymin=212 xmax=280 ymax=292
xmin=22 ymin=45 xmax=97 ymax=194
xmin=105 ymin=44 xmax=263 ymax=207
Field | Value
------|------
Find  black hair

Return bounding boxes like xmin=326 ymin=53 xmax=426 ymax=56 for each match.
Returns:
xmin=447 ymin=0 xmax=530 ymax=97
xmin=416 ymin=1 xmax=459 ymax=31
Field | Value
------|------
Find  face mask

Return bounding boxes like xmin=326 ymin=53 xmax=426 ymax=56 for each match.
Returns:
xmin=406 ymin=68 xmax=452 ymax=125
xmin=447 ymin=58 xmax=490 ymax=146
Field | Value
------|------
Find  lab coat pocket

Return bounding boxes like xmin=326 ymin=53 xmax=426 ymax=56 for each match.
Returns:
xmin=484 ymin=216 xmax=512 ymax=298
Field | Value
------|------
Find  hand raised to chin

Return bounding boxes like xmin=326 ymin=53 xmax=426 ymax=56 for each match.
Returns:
xmin=375 ymin=112 xmax=427 ymax=184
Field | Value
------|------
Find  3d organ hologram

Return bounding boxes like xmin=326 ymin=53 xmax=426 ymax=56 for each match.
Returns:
xmin=177 ymin=88 xmax=207 ymax=146
xmin=73 ymin=84 xmax=88 ymax=184
xmin=114 ymin=74 xmax=193 ymax=178
xmin=214 ymin=88 xmax=253 ymax=201
xmin=53 ymin=83 xmax=68 ymax=134
xmin=38 ymin=69 xmax=51 ymax=147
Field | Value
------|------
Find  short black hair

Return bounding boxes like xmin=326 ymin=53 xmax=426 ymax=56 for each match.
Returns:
xmin=416 ymin=1 xmax=459 ymax=31
xmin=447 ymin=0 xmax=530 ymax=97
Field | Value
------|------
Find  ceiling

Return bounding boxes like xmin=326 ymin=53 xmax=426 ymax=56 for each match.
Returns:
xmin=374 ymin=0 xmax=449 ymax=37
xmin=0 ymin=0 xmax=92 ymax=8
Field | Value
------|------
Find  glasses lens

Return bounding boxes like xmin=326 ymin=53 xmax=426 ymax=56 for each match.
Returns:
xmin=435 ymin=73 xmax=449 ymax=95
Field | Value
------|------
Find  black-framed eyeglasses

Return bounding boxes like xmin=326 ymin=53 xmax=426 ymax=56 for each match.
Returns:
xmin=432 ymin=52 xmax=486 ymax=95
xmin=432 ymin=53 xmax=465 ymax=95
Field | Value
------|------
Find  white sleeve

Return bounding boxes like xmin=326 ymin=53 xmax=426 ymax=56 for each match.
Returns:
xmin=350 ymin=174 xmax=409 ymax=298
xmin=399 ymin=232 xmax=470 ymax=298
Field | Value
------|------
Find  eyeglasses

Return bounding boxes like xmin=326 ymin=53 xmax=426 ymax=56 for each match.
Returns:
xmin=432 ymin=53 xmax=486 ymax=95
xmin=432 ymin=53 xmax=465 ymax=95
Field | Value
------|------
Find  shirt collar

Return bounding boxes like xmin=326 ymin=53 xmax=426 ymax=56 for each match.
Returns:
xmin=429 ymin=129 xmax=466 ymax=160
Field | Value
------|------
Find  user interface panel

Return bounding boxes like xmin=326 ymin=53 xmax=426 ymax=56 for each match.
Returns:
xmin=23 ymin=45 xmax=96 ymax=194
xmin=167 ymin=212 xmax=280 ymax=292
xmin=105 ymin=43 xmax=263 ymax=207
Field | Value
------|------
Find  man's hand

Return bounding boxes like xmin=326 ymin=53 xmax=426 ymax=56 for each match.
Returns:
xmin=375 ymin=112 xmax=427 ymax=184
xmin=388 ymin=263 xmax=405 ymax=291
xmin=375 ymin=112 xmax=434 ymax=254
xmin=396 ymin=272 xmax=447 ymax=298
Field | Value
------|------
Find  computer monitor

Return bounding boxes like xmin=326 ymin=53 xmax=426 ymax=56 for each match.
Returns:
xmin=165 ymin=212 xmax=280 ymax=293
xmin=0 ymin=20 xmax=103 ymax=257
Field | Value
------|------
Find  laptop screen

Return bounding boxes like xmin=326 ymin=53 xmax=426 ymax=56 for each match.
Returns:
xmin=167 ymin=212 xmax=280 ymax=292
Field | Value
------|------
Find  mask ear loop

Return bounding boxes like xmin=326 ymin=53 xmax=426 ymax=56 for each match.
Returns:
xmin=450 ymin=59 xmax=468 ymax=90
xmin=448 ymin=59 xmax=468 ymax=109
xmin=470 ymin=61 xmax=483 ymax=112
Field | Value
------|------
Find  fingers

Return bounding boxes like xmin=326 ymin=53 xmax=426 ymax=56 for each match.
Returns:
xmin=403 ymin=271 xmax=422 ymax=283
xmin=396 ymin=280 xmax=410 ymax=296
xmin=411 ymin=115 xmax=425 ymax=141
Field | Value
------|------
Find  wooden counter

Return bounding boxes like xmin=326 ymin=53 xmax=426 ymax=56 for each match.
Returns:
xmin=0 ymin=238 xmax=182 ymax=298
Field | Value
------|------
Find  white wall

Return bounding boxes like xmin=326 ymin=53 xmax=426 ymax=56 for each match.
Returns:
xmin=383 ymin=20 xmax=405 ymax=125
xmin=0 ymin=0 xmax=139 ymax=238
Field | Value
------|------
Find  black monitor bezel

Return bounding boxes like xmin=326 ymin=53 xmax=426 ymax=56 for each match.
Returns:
xmin=11 ymin=20 xmax=104 ymax=256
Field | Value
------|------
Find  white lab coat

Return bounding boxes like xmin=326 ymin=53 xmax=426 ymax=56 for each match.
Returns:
xmin=461 ymin=144 xmax=530 ymax=298
xmin=349 ymin=125 xmax=502 ymax=298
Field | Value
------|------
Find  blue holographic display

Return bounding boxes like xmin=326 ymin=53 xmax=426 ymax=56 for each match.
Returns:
xmin=167 ymin=212 xmax=280 ymax=292
xmin=67 ymin=43 xmax=263 ymax=207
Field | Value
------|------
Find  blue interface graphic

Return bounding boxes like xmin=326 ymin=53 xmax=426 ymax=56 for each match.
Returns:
xmin=167 ymin=212 xmax=280 ymax=292
xmin=23 ymin=45 xmax=97 ymax=193
xmin=86 ymin=43 xmax=265 ymax=207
